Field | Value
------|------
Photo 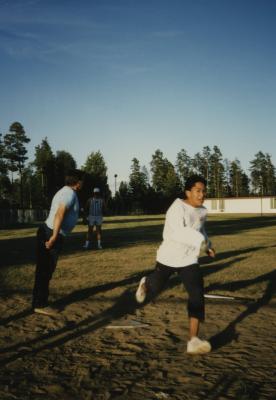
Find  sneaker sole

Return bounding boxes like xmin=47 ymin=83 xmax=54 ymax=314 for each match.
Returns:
xmin=187 ymin=343 xmax=211 ymax=355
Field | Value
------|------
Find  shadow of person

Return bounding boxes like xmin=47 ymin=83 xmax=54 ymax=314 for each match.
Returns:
xmin=210 ymin=269 xmax=276 ymax=350
xmin=0 ymin=287 xmax=141 ymax=366
xmin=0 ymin=308 xmax=33 ymax=326
xmin=0 ymin=269 xmax=148 ymax=328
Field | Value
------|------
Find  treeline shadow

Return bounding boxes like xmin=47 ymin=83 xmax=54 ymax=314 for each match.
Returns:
xmin=59 ymin=223 xmax=165 ymax=260
xmin=103 ymin=216 xmax=164 ymax=224
xmin=0 ymin=223 xmax=164 ymax=269
xmin=1 ymin=244 xmax=262 ymax=313
xmin=2 ymin=214 xmax=276 ymax=270
xmin=206 ymin=215 xmax=276 ymax=236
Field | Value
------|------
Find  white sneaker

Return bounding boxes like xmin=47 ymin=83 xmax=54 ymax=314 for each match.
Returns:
xmin=98 ymin=244 xmax=102 ymax=249
xmin=83 ymin=242 xmax=91 ymax=249
xmin=187 ymin=336 xmax=211 ymax=354
xmin=135 ymin=276 xmax=147 ymax=303
xmin=33 ymin=306 xmax=59 ymax=317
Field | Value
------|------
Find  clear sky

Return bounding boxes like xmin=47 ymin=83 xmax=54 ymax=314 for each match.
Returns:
xmin=1 ymin=0 xmax=276 ymax=192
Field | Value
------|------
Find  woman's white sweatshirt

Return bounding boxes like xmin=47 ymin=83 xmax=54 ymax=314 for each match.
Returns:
xmin=156 ymin=198 xmax=211 ymax=268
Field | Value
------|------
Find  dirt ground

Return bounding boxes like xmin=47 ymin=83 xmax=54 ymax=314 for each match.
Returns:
xmin=0 ymin=270 xmax=275 ymax=400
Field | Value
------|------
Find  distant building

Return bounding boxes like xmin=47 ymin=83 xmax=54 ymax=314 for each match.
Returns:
xmin=204 ymin=196 xmax=276 ymax=214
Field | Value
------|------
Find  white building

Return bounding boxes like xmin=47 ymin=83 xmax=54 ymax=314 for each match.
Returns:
xmin=204 ymin=196 xmax=276 ymax=214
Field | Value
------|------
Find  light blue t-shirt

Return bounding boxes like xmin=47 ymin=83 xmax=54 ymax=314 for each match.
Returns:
xmin=45 ymin=186 xmax=80 ymax=236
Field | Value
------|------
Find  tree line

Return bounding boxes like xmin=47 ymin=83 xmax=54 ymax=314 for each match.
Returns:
xmin=1 ymin=122 xmax=275 ymax=214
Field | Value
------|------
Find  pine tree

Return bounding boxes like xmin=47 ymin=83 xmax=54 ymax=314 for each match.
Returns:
xmin=82 ymin=151 xmax=110 ymax=201
xmin=250 ymin=151 xmax=267 ymax=195
xmin=3 ymin=122 xmax=30 ymax=207
xmin=230 ymin=159 xmax=242 ymax=197
xmin=55 ymin=151 xmax=77 ymax=189
xmin=33 ymin=138 xmax=56 ymax=207
xmin=129 ymin=158 xmax=150 ymax=212
xmin=0 ymin=133 xmax=10 ymax=206
xmin=150 ymin=149 xmax=171 ymax=192
xmin=208 ymin=146 xmax=225 ymax=197
xmin=175 ymin=149 xmax=192 ymax=187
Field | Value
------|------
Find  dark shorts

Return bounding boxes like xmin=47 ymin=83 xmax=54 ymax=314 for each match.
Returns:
xmin=146 ymin=261 xmax=205 ymax=320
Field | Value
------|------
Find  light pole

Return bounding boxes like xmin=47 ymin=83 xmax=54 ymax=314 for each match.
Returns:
xmin=114 ymin=174 xmax=118 ymax=195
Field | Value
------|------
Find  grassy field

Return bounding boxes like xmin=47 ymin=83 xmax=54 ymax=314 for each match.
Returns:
xmin=1 ymin=213 xmax=275 ymax=300
xmin=0 ymin=214 xmax=275 ymax=400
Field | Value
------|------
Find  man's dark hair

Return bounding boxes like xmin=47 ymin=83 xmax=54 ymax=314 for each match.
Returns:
xmin=184 ymin=174 xmax=207 ymax=197
xmin=65 ymin=169 xmax=84 ymax=186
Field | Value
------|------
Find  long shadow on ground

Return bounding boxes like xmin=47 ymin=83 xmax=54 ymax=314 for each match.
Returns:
xmin=0 ymin=270 xmax=146 ymax=327
xmin=209 ymin=269 xmax=276 ymax=350
xmin=0 ymin=287 xmax=142 ymax=366
xmin=0 ymin=244 xmax=271 ymax=324
xmin=104 ymin=216 xmax=164 ymax=224
xmin=1 ymin=248 xmax=275 ymax=365
xmin=0 ymin=223 xmax=164 ymax=269
xmin=2 ymin=215 xmax=276 ymax=269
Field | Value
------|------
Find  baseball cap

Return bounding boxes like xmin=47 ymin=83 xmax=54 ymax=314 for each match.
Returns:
xmin=93 ymin=187 xmax=100 ymax=193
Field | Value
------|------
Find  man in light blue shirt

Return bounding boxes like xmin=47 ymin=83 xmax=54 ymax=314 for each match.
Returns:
xmin=45 ymin=185 xmax=80 ymax=237
xmin=32 ymin=169 xmax=84 ymax=316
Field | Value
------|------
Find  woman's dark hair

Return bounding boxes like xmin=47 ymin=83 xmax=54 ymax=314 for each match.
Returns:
xmin=65 ymin=169 xmax=84 ymax=186
xmin=184 ymin=175 xmax=207 ymax=197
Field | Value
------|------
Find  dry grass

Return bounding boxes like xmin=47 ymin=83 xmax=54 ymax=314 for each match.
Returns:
xmin=1 ymin=213 xmax=275 ymax=303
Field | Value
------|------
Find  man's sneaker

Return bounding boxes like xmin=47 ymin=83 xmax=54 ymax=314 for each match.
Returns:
xmin=98 ymin=244 xmax=102 ymax=249
xmin=135 ymin=276 xmax=147 ymax=303
xmin=83 ymin=243 xmax=91 ymax=250
xmin=33 ymin=306 xmax=60 ymax=317
xmin=187 ymin=336 xmax=211 ymax=354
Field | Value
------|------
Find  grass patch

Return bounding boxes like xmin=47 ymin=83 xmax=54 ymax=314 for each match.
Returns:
xmin=0 ymin=214 xmax=275 ymax=303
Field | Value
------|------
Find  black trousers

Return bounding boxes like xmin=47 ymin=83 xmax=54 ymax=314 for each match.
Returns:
xmin=32 ymin=224 xmax=63 ymax=308
xmin=146 ymin=262 xmax=205 ymax=321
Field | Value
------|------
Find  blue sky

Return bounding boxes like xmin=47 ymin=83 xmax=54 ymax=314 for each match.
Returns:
xmin=1 ymin=0 xmax=276 ymax=192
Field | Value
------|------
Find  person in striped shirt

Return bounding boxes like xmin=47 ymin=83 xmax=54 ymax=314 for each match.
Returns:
xmin=83 ymin=187 xmax=105 ymax=249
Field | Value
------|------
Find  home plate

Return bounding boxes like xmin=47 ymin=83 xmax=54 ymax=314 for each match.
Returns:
xmin=105 ymin=319 xmax=150 ymax=329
